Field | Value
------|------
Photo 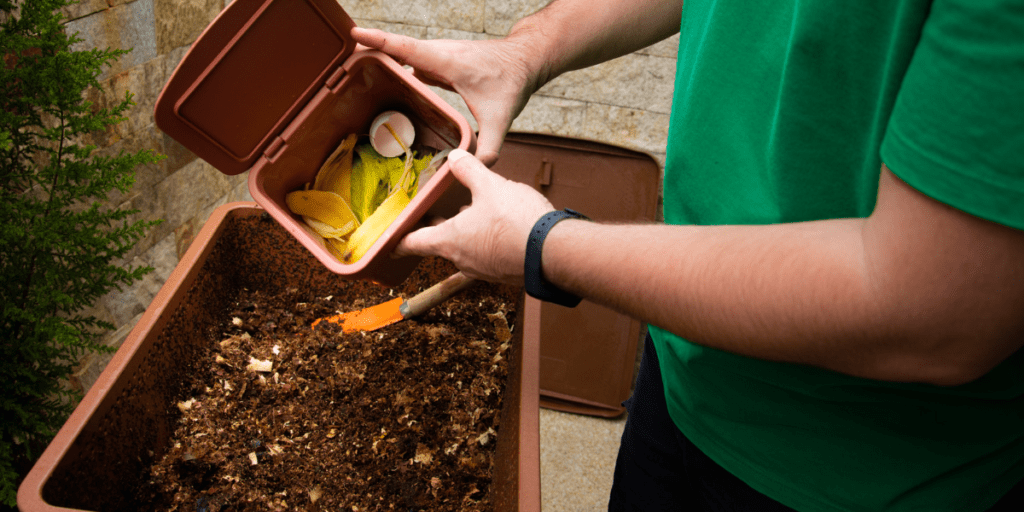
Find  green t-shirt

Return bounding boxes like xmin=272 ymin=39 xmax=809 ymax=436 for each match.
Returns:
xmin=655 ymin=1 xmax=1024 ymax=511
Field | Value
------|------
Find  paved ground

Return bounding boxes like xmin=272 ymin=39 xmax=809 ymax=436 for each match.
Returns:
xmin=539 ymin=408 xmax=627 ymax=511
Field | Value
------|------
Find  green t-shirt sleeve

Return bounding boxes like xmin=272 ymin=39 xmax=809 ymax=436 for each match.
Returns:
xmin=881 ymin=0 xmax=1024 ymax=230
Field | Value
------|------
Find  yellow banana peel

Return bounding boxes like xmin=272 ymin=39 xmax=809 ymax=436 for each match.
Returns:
xmin=286 ymin=120 xmax=445 ymax=265
xmin=351 ymin=144 xmax=398 ymax=223
xmin=325 ymin=237 xmax=348 ymax=261
xmin=302 ymin=216 xmax=355 ymax=240
xmin=343 ymin=188 xmax=410 ymax=264
xmin=313 ymin=133 xmax=357 ymax=201
xmin=285 ymin=189 xmax=359 ymax=237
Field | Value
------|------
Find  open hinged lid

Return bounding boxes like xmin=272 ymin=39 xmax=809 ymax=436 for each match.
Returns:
xmin=154 ymin=0 xmax=358 ymax=176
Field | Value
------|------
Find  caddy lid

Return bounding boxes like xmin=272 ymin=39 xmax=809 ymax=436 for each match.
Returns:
xmin=154 ymin=0 xmax=358 ymax=175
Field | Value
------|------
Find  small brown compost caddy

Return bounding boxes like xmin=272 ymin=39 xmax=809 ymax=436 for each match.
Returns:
xmin=154 ymin=0 xmax=474 ymax=286
xmin=17 ymin=203 xmax=541 ymax=511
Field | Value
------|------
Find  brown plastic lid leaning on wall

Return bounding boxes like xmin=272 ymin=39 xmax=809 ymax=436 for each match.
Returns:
xmin=491 ymin=133 xmax=661 ymax=418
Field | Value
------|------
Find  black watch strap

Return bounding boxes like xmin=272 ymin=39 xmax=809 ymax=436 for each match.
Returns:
xmin=524 ymin=208 xmax=589 ymax=307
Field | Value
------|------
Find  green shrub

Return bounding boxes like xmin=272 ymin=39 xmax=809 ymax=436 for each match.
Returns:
xmin=1 ymin=0 xmax=163 ymax=505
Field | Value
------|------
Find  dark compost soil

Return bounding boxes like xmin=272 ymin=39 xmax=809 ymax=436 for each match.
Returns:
xmin=136 ymin=270 xmax=516 ymax=512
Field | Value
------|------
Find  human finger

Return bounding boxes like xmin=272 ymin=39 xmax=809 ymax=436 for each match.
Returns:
xmin=444 ymin=149 xmax=504 ymax=194
xmin=351 ymin=27 xmax=452 ymax=77
xmin=394 ymin=224 xmax=441 ymax=258
xmin=473 ymin=119 xmax=508 ymax=167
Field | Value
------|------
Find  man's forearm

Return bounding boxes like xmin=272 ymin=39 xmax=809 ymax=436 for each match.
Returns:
xmin=540 ymin=168 xmax=1024 ymax=386
xmin=507 ymin=0 xmax=684 ymax=88
xmin=542 ymin=219 xmax=893 ymax=377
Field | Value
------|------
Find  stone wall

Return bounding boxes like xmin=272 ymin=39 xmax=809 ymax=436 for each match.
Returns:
xmin=67 ymin=0 xmax=677 ymax=392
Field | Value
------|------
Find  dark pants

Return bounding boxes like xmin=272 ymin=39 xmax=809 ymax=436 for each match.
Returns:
xmin=608 ymin=335 xmax=1024 ymax=511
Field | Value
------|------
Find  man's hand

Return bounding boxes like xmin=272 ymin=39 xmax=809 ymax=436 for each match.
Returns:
xmin=394 ymin=149 xmax=553 ymax=284
xmin=352 ymin=28 xmax=541 ymax=166
xmin=352 ymin=0 xmax=684 ymax=166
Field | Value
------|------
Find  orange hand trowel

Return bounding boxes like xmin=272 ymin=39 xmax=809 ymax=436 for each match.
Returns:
xmin=312 ymin=271 xmax=476 ymax=332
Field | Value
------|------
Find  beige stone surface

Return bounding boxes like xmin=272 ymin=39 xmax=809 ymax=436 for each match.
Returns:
xmin=483 ymin=0 xmax=548 ymax=36
xmin=154 ymin=0 xmax=223 ymax=54
xmin=97 ymin=124 xmax=168 ymax=206
xmin=102 ymin=56 xmax=169 ymax=141
xmin=583 ymin=103 xmax=670 ymax=159
xmin=66 ymin=0 xmax=157 ymax=79
xmin=511 ymin=95 xmax=589 ymax=139
xmin=540 ymin=408 xmax=626 ymax=512
xmin=61 ymin=0 xmax=107 ymax=21
xmin=539 ymin=53 xmax=676 ymax=115
xmin=102 ymin=233 xmax=179 ymax=326
xmin=343 ymin=0 xmax=486 ymax=33
xmin=138 ymin=157 xmax=246 ymax=252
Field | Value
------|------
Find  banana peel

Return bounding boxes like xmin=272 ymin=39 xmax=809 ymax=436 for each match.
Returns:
xmin=285 ymin=189 xmax=360 ymax=238
xmin=351 ymin=144 xmax=398 ymax=222
xmin=286 ymin=120 xmax=445 ymax=265
xmin=313 ymin=133 xmax=357 ymax=203
xmin=343 ymin=188 xmax=410 ymax=263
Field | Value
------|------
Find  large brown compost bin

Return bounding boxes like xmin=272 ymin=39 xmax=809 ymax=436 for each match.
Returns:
xmin=493 ymin=133 xmax=660 ymax=418
xmin=17 ymin=203 xmax=540 ymax=511
xmin=154 ymin=0 xmax=475 ymax=287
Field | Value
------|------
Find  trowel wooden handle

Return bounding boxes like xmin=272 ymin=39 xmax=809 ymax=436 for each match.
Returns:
xmin=402 ymin=271 xmax=477 ymax=319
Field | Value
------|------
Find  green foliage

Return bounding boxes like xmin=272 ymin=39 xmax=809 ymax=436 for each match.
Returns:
xmin=0 ymin=0 xmax=164 ymax=505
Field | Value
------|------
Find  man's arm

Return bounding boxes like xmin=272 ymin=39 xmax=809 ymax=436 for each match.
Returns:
xmin=504 ymin=0 xmax=685 ymax=85
xmin=352 ymin=0 xmax=684 ymax=164
xmin=402 ymin=153 xmax=1024 ymax=386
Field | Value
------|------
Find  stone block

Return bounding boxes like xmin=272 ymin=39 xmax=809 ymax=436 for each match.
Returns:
xmin=510 ymin=95 xmax=588 ymax=139
xmin=96 ymin=123 xmax=168 ymax=205
xmin=154 ymin=158 xmax=241 ymax=231
xmin=161 ymin=129 xmax=198 ymax=175
xmin=343 ymin=0 xmax=485 ymax=33
xmin=100 ymin=231 xmax=179 ymax=327
xmin=582 ymin=103 xmax=670 ymax=159
xmin=66 ymin=0 xmax=157 ymax=79
xmin=483 ymin=0 xmax=548 ymax=36
xmin=154 ymin=0 xmax=223 ymax=54
xmin=174 ymin=216 xmax=200 ymax=259
xmin=163 ymin=43 xmax=191 ymax=80
xmin=538 ymin=52 xmax=676 ymax=115
xmin=61 ymin=0 xmax=108 ymax=22
xmin=101 ymin=56 xmax=167 ymax=141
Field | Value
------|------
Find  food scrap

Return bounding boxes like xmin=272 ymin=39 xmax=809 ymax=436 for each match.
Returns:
xmin=286 ymin=111 xmax=450 ymax=264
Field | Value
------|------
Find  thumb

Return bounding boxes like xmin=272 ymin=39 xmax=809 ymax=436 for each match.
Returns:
xmin=474 ymin=124 xmax=506 ymax=167
xmin=446 ymin=148 xmax=501 ymax=194
xmin=469 ymin=108 xmax=512 ymax=167
xmin=351 ymin=27 xmax=444 ymax=72
xmin=394 ymin=224 xmax=441 ymax=257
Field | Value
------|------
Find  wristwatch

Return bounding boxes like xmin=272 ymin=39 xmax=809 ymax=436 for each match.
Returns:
xmin=524 ymin=208 xmax=589 ymax=307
